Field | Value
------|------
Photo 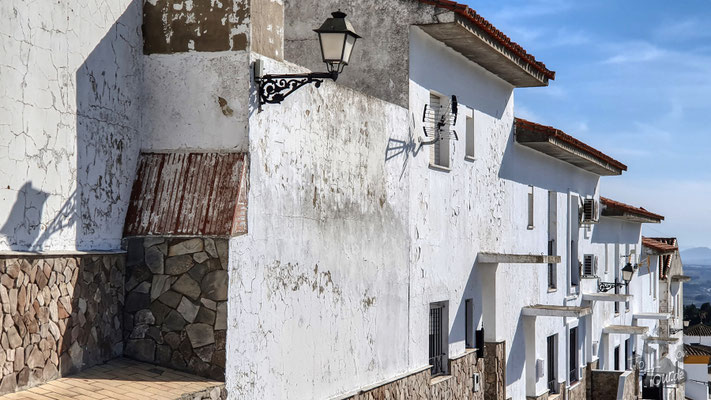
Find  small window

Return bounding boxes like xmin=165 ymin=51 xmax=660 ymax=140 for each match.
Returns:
xmin=547 ymin=335 xmax=558 ymax=393
xmin=624 ymin=339 xmax=631 ymax=370
xmin=465 ymin=114 xmax=475 ymax=159
xmin=569 ymin=327 xmax=578 ymax=383
xmin=614 ymin=345 xmax=620 ymax=370
xmin=429 ymin=93 xmax=450 ymax=169
xmin=527 ymin=186 xmax=534 ymax=229
xmin=548 ymin=191 xmax=557 ymax=290
xmin=465 ymin=299 xmax=474 ymax=348
xmin=429 ymin=302 xmax=449 ymax=376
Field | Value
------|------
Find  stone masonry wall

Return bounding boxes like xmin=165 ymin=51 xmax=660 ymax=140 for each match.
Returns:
xmin=346 ymin=350 xmax=487 ymax=399
xmin=485 ymin=341 xmax=506 ymax=400
xmin=123 ymin=237 xmax=227 ymax=381
xmin=0 ymin=254 xmax=124 ymax=395
xmin=591 ymin=370 xmax=623 ymax=400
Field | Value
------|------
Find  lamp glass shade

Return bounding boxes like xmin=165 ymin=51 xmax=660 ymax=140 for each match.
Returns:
xmin=318 ymin=32 xmax=347 ymax=62
xmin=621 ymin=263 xmax=634 ymax=283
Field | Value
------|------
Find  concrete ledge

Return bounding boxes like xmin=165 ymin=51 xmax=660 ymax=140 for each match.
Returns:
xmin=633 ymin=312 xmax=670 ymax=320
xmin=645 ymin=336 xmax=680 ymax=343
xmin=522 ymin=305 xmax=592 ymax=318
xmin=671 ymin=274 xmax=691 ymax=283
xmin=582 ymin=293 xmax=632 ymax=302
xmin=602 ymin=325 xmax=648 ymax=335
xmin=478 ymin=252 xmax=561 ymax=264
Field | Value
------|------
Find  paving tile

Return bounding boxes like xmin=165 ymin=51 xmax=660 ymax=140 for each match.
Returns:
xmin=1 ymin=358 xmax=223 ymax=400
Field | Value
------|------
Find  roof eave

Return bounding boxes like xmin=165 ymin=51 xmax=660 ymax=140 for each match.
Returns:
xmin=417 ymin=19 xmax=549 ymax=88
xmin=516 ymin=131 xmax=624 ymax=176
xmin=601 ymin=213 xmax=662 ymax=224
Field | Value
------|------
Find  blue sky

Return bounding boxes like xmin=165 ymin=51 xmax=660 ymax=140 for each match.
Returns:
xmin=463 ymin=0 xmax=711 ymax=249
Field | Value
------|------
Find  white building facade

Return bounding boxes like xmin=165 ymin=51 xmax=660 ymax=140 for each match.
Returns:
xmin=0 ymin=0 xmax=685 ymax=399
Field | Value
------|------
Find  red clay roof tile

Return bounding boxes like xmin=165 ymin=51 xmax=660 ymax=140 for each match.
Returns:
xmin=600 ymin=197 xmax=664 ymax=222
xmin=514 ymin=118 xmax=628 ymax=172
xmin=642 ymin=237 xmax=678 ymax=253
xmin=418 ymin=0 xmax=555 ymax=80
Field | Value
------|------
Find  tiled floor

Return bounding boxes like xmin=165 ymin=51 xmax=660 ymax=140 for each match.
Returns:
xmin=1 ymin=358 xmax=224 ymax=400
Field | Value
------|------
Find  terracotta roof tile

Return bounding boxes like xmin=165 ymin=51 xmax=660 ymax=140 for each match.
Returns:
xmin=642 ymin=237 xmax=678 ymax=253
xmin=514 ymin=118 xmax=628 ymax=171
xmin=685 ymin=324 xmax=711 ymax=337
xmin=418 ymin=0 xmax=555 ymax=80
xmin=600 ymin=197 xmax=664 ymax=222
xmin=685 ymin=344 xmax=711 ymax=357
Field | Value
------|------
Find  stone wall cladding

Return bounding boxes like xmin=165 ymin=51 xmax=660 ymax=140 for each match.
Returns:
xmin=567 ymin=369 xmax=587 ymax=400
xmin=0 ymin=254 xmax=124 ymax=395
xmin=346 ymin=350 xmax=485 ymax=399
xmin=591 ymin=370 xmax=623 ymax=399
xmin=485 ymin=342 xmax=506 ymax=400
xmin=123 ymin=237 xmax=227 ymax=381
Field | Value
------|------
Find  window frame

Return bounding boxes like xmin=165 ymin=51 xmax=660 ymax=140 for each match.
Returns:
xmin=428 ymin=92 xmax=450 ymax=170
xmin=569 ymin=327 xmax=578 ymax=384
xmin=429 ymin=301 xmax=449 ymax=377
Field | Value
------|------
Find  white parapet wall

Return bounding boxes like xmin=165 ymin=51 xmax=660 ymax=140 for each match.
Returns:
xmin=0 ymin=0 xmax=144 ymax=251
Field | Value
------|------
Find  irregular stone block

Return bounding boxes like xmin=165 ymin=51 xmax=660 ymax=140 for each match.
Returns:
xmin=201 ymin=270 xmax=228 ymax=301
xmin=172 ymin=275 xmax=201 ymax=300
xmin=7 ymin=326 xmax=22 ymax=349
xmin=193 ymin=252 xmax=209 ymax=264
xmin=6 ymin=261 xmax=21 ymax=279
xmin=26 ymin=347 xmax=44 ymax=369
xmin=151 ymin=275 xmax=172 ymax=302
xmin=168 ymin=238 xmax=204 ymax=257
xmin=177 ymin=297 xmax=200 ymax=323
xmin=125 ymin=339 xmax=156 ymax=363
xmin=163 ymin=310 xmax=187 ymax=332
xmin=195 ymin=307 xmax=215 ymax=325
xmin=0 ymin=372 xmax=17 ymax=394
xmin=204 ymin=239 xmax=218 ymax=259
xmin=145 ymin=246 xmax=165 ymax=274
xmin=194 ymin=344 xmax=214 ymax=363
xmin=185 ymin=323 xmax=215 ymax=348
xmin=165 ymin=255 xmax=194 ymax=275
xmin=135 ymin=309 xmax=156 ymax=325
xmin=158 ymin=290 xmax=183 ymax=309
xmin=215 ymin=302 xmax=227 ymax=330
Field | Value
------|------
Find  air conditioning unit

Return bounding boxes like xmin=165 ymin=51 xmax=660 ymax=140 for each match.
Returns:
xmin=581 ymin=198 xmax=600 ymax=224
xmin=583 ymin=254 xmax=598 ymax=277
xmin=472 ymin=373 xmax=481 ymax=392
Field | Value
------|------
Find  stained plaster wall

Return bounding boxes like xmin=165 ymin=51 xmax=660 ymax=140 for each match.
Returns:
xmin=409 ymin=26 xmax=605 ymax=400
xmin=283 ymin=0 xmax=453 ymax=108
xmin=227 ymin=56 xmax=411 ymax=399
xmin=0 ymin=0 xmax=144 ymax=251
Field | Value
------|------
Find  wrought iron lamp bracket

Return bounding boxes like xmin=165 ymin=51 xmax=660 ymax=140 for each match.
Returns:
xmin=257 ymin=71 xmax=338 ymax=105
xmin=598 ymin=281 xmax=626 ymax=293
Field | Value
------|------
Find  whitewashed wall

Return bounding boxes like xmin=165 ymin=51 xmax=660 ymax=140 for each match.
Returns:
xmin=141 ymin=52 xmax=250 ymax=152
xmin=0 ymin=0 xmax=143 ymax=251
xmin=226 ymin=56 xmax=411 ymax=399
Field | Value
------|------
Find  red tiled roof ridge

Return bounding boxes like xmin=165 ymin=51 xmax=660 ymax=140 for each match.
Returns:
xmin=685 ymin=324 xmax=711 ymax=337
xmin=600 ymin=197 xmax=665 ymax=221
xmin=642 ymin=237 xmax=678 ymax=253
xmin=418 ymin=0 xmax=555 ymax=80
xmin=514 ymin=118 xmax=628 ymax=171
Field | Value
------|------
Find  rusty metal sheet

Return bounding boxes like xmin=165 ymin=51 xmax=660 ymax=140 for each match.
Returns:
xmin=124 ymin=152 xmax=248 ymax=237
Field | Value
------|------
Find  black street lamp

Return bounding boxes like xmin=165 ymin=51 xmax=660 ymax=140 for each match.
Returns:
xmin=255 ymin=11 xmax=361 ymax=105
xmin=598 ymin=262 xmax=635 ymax=292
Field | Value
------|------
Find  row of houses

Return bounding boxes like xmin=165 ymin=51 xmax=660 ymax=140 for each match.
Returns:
xmin=0 ymin=0 xmax=690 ymax=399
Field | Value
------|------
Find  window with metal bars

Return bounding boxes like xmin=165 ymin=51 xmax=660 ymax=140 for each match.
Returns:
xmin=429 ymin=303 xmax=448 ymax=376
xmin=569 ymin=327 xmax=578 ymax=383
xmin=547 ymin=335 xmax=558 ymax=393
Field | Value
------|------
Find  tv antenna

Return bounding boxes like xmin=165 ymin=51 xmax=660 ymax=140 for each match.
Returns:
xmin=420 ymin=95 xmax=459 ymax=146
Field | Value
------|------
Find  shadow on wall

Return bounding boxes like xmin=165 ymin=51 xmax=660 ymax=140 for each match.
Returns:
xmin=0 ymin=182 xmax=51 ymax=250
xmin=498 ymin=127 xmax=599 ymax=196
xmin=74 ymin=0 xmax=142 ymax=251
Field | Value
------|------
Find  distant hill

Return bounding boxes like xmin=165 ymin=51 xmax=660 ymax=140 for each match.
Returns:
xmin=682 ymin=247 xmax=711 ymax=265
